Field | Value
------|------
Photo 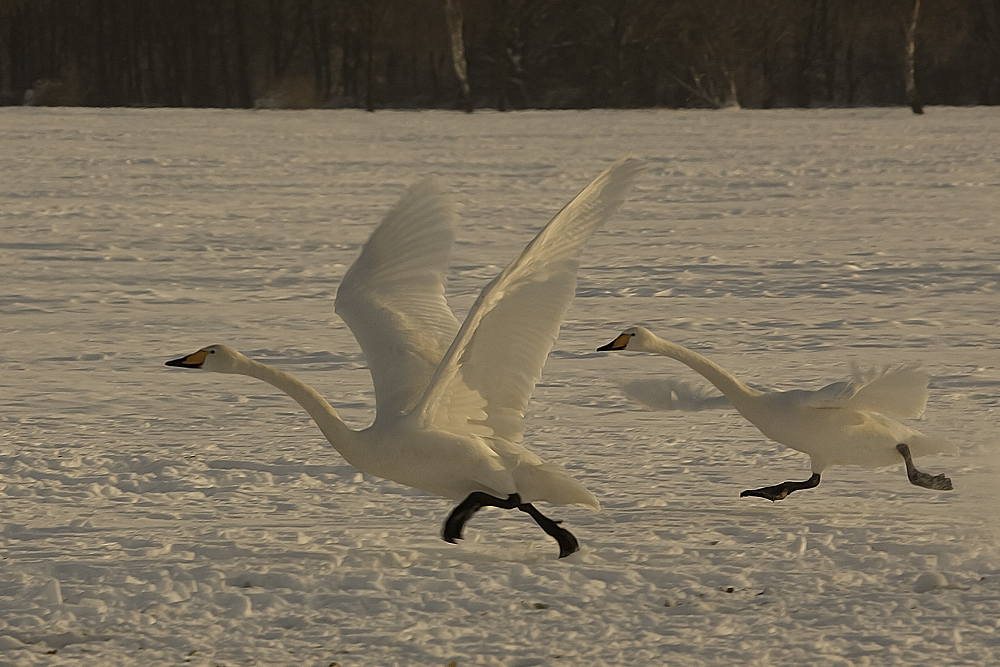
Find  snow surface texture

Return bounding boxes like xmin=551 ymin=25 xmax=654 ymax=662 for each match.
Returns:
xmin=1 ymin=107 xmax=998 ymax=666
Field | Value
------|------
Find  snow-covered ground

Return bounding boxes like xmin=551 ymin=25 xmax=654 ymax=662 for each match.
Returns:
xmin=1 ymin=107 xmax=998 ymax=666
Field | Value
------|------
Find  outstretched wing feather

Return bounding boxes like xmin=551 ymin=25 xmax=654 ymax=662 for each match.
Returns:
xmin=413 ymin=158 xmax=646 ymax=442
xmin=335 ymin=180 xmax=462 ymax=417
xmin=804 ymin=364 xmax=929 ymax=418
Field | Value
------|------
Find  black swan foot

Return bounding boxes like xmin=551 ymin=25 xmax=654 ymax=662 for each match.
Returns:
xmin=441 ymin=492 xmax=580 ymax=558
xmin=442 ymin=492 xmax=520 ymax=543
xmin=897 ymin=444 xmax=953 ymax=491
xmin=518 ymin=503 xmax=580 ymax=558
xmin=740 ymin=473 xmax=821 ymax=502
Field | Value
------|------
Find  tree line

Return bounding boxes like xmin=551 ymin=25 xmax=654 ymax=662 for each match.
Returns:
xmin=0 ymin=0 xmax=997 ymax=111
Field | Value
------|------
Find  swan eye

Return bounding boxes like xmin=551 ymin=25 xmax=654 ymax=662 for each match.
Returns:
xmin=210 ymin=350 xmax=216 ymax=354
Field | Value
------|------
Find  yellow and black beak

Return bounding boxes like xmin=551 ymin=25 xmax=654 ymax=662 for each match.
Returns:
xmin=596 ymin=333 xmax=632 ymax=352
xmin=165 ymin=349 xmax=208 ymax=369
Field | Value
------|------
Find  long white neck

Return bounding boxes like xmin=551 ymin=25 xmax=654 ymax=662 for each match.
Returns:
xmin=241 ymin=358 xmax=360 ymax=462
xmin=641 ymin=334 xmax=763 ymax=408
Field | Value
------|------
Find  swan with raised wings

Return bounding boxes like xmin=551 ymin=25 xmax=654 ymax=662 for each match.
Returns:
xmin=166 ymin=159 xmax=644 ymax=557
xmin=598 ymin=326 xmax=956 ymax=500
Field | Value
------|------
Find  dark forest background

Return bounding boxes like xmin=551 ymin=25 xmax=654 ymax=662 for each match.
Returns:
xmin=1 ymin=0 xmax=998 ymax=111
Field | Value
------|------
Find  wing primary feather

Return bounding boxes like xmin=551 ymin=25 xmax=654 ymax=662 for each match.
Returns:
xmin=414 ymin=158 xmax=646 ymax=441
xmin=335 ymin=179 xmax=463 ymax=418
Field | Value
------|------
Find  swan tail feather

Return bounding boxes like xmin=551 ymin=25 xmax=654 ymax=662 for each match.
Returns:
xmin=517 ymin=463 xmax=600 ymax=510
xmin=905 ymin=433 xmax=959 ymax=458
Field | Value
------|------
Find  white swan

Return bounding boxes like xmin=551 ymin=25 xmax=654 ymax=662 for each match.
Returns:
xmin=166 ymin=158 xmax=645 ymax=557
xmin=597 ymin=326 xmax=956 ymax=500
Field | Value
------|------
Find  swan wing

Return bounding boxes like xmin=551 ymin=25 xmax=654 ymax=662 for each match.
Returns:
xmin=803 ymin=364 xmax=929 ymax=418
xmin=844 ymin=364 xmax=930 ymax=418
xmin=803 ymin=380 xmax=853 ymax=406
xmin=335 ymin=179 xmax=462 ymax=417
xmin=413 ymin=158 xmax=646 ymax=441
xmin=621 ymin=378 xmax=732 ymax=411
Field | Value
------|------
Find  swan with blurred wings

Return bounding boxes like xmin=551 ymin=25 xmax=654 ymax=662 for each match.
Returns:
xmin=598 ymin=326 xmax=956 ymax=500
xmin=167 ymin=159 xmax=644 ymax=557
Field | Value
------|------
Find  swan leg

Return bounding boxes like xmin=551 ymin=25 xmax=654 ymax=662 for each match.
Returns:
xmin=442 ymin=492 xmax=520 ymax=543
xmin=441 ymin=492 xmax=580 ymax=558
xmin=740 ymin=473 xmax=821 ymax=502
xmin=517 ymin=503 xmax=580 ymax=558
xmin=896 ymin=444 xmax=953 ymax=491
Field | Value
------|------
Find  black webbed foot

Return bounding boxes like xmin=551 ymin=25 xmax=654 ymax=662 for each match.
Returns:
xmin=740 ymin=473 xmax=821 ymax=502
xmin=897 ymin=444 xmax=953 ymax=491
xmin=911 ymin=472 xmax=953 ymax=491
xmin=441 ymin=492 xmax=580 ymax=558
xmin=442 ymin=500 xmax=480 ymax=543
xmin=740 ymin=486 xmax=792 ymax=502
xmin=518 ymin=503 xmax=580 ymax=558
xmin=442 ymin=492 xmax=520 ymax=543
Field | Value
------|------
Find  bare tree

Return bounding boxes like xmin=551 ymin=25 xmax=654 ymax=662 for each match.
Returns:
xmin=443 ymin=0 xmax=473 ymax=111
xmin=0 ymin=0 xmax=996 ymax=110
xmin=904 ymin=0 xmax=923 ymax=113
xmin=973 ymin=0 xmax=1000 ymax=103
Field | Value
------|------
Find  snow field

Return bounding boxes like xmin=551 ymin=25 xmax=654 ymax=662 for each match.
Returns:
xmin=1 ymin=107 xmax=998 ymax=665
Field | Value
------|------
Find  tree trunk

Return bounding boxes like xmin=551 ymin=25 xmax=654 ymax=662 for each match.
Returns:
xmin=307 ymin=0 xmax=333 ymax=103
xmin=845 ymin=42 xmax=856 ymax=106
xmin=232 ymin=0 xmax=254 ymax=107
xmin=794 ymin=0 xmax=820 ymax=108
xmin=365 ymin=1 xmax=376 ymax=112
xmin=490 ymin=0 xmax=509 ymax=111
xmin=443 ymin=0 xmax=473 ymax=112
xmin=904 ymin=0 xmax=924 ymax=114
xmin=821 ymin=0 xmax=836 ymax=103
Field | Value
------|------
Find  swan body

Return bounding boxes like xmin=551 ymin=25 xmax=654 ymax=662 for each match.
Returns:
xmin=167 ymin=158 xmax=645 ymax=556
xmin=598 ymin=326 xmax=956 ymax=499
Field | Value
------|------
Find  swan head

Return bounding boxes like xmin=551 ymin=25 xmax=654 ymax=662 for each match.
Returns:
xmin=597 ymin=326 xmax=656 ymax=353
xmin=165 ymin=344 xmax=249 ymax=374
